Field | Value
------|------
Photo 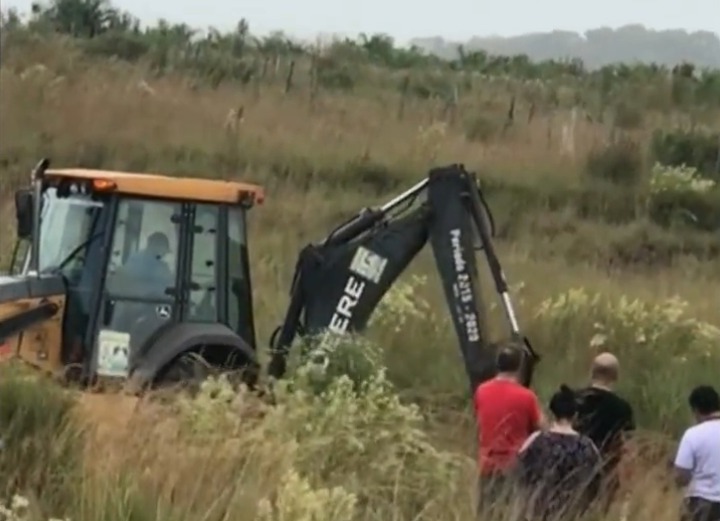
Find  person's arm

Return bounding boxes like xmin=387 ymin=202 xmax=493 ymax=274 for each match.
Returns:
xmin=619 ymin=404 xmax=636 ymax=454
xmin=518 ymin=431 xmax=541 ymax=455
xmin=623 ymin=404 xmax=636 ymax=435
xmin=473 ymin=386 xmax=482 ymax=419
xmin=512 ymin=431 xmax=541 ymax=483
xmin=673 ymin=431 xmax=695 ymax=488
xmin=161 ymin=264 xmax=175 ymax=289
xmin=614 ymin=403 xmax=637 ymax=492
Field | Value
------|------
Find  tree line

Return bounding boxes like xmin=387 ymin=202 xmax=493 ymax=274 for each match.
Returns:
xmin=1 ymin=0 xmax=720 ymax=113
xmin=413 ymin=25 xmax=720 ymax=70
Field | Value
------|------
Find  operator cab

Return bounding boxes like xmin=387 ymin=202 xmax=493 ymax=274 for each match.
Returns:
xmin=11 ymin=164 xmax=263 ymax=384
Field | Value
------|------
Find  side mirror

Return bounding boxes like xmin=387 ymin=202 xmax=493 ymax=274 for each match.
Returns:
xmin=15 ymin=188 xmax=34 ymax=239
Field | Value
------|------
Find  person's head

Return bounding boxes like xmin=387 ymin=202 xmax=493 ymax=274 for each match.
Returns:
xmin=590 ymin=352 xmax=619 ymax=387
xmin=688 ymin=385 xmax=720 ymax=421
xmin=549 ymin=384 xmax=578 ymax=423
xmin=146 ymin=232 xmax=170 ymax=258
xmin=495 ymin=342 xmax=525 ymax=378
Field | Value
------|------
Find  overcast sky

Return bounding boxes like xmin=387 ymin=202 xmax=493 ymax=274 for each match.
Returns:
xmin=5 ymin=0 xmax=720 ymax=44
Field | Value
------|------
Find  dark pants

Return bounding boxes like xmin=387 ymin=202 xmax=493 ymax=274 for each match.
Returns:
xmin=681 ymin=497 xmax=720 ymax=521
xmin=477 ymin=472 xmax=516 ymax=519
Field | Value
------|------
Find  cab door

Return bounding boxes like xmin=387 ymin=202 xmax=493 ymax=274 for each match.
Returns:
xmin=91 ymin=198 xmax=188 ymax=379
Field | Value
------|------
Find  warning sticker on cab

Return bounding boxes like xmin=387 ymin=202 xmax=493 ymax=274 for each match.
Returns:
xmin=97 ymin=330 xmax=131 ymax=378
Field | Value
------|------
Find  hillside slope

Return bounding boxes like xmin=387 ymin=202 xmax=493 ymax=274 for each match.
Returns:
xmin=412 ymin=25 xmax=720 ymax=68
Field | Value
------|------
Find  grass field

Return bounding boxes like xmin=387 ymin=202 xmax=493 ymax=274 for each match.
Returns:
xmin=1 ymin=11 xmax=719 ymax=521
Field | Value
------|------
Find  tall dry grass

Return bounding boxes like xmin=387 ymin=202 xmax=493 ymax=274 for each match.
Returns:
xmin=6 ymin=36 xmax=717 ymax=189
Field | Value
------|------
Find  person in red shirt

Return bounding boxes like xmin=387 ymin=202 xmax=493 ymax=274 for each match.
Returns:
xmin=474 ymin=343 xmax=544 ymax=516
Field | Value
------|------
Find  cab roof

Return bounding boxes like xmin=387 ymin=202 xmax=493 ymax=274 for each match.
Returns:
xmin=44 ymin=168 xmax=265 ymax=205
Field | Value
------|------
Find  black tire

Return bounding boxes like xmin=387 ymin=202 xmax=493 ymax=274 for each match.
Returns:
xmin=153 ymin=352 xmax=212 ymax=396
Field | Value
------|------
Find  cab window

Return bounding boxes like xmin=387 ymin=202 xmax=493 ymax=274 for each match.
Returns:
xmin=188 ymin=205 xmax=219 ymax=322
xmin=227 ymin=206 xmax=253 ymax=343
xmin=33 ymin=188 xmax=104 ymax=276
xmin=105 ymin=199 xmax=181 ymax=301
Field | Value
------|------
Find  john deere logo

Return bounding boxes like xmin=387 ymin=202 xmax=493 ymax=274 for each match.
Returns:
xmin=156 ymin=305 xmax=171 ymax=319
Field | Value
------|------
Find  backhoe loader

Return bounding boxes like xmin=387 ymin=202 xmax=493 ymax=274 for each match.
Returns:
xmin=0 ymin=159 xmax=539 ymax=393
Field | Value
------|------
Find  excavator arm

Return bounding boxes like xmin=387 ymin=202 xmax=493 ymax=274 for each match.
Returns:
xmin=268 ymin=164 xmax=540 ymax=392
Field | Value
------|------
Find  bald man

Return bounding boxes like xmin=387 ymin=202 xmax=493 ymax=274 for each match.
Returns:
xmin=575 ymin=352 xmax=635 ymax=510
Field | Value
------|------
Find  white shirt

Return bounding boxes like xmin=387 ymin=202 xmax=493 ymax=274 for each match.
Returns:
xmin=674 ymin=419 xmax=720 ymax=502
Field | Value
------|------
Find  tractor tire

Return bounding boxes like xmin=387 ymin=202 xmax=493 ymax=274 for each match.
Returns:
xmin=152 ymin=352 xmax=212 ymax=398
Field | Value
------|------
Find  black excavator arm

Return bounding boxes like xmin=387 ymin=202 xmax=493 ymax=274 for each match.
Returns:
xmin=268 ymin=164 xmax=540 ymax=392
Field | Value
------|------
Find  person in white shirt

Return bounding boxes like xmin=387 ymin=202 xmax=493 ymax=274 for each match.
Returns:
xmin=674 ymin=385 xmax=720 ymax=521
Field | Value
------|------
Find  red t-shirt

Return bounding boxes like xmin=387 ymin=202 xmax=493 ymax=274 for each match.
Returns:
xmin=474 ymin=378 xmax=542 ymax=475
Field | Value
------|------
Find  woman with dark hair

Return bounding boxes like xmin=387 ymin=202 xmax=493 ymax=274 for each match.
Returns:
xmin=515 ymin=385 xmax=602 ymax=521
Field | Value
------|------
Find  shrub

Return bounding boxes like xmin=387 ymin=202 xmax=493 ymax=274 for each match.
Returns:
xmin=80 ymin=32 xmax=151 ymax=62
xmin=273 ymin=275 xmax=431 ymax=395
xmin=256 ymin=469 xmax=357 ymax=521
xmin=532 ymin=289 xmax=720 ymax=434
xmin=606 ymin=220 xmax=720 ymax=267
xmin=316 ymin=56 xmax=356 ymax=91
xmin=584 ymin=138 xmax=644 ymax=186
xmin=613 ymin=101 xmax=644 ymax=130
xmin=370 ymin=274 xmax=433 ymax=333
xmin=649 ymin=162 xmax=716 ymax=195
xmin=0 ymin=364 xmax=84 ymax=516
xmin=289 ymin=335 xmax=384 ymax=395
xmin=650 ymin=129 xmax=720 ymax=179
xmin=176 ymin=350 xmax=469 ymax=519
xmin=647 ymin=163 xmax=720 ymax=230
xmin=463 ymin=115 xmax=499 ymax=143
xmin=648 ymin=188 xmax=720 ymax=231
xmin=408 ymin=74 xmax=453 ymax=100
xmin=175 ymin=373 xmax=256 ymax=439
xmin=574 ymin=183 xmax=645 ymax=223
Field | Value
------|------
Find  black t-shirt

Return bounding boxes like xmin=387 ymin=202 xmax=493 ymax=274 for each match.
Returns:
xmin=574 ymin=386 xmax=635 ymax=470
